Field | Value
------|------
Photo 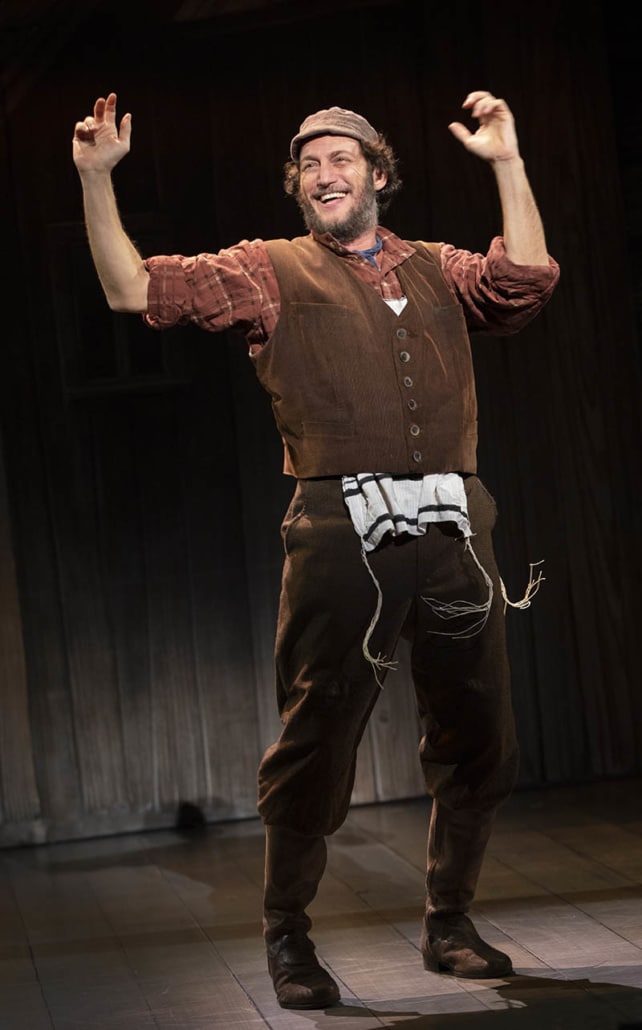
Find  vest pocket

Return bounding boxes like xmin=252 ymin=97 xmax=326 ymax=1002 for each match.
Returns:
xmin=301 ymin=419 xmax=356 ymax=437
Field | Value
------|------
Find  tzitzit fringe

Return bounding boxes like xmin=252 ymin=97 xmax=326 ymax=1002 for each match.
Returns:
xmin=359 ymin=546 xmax=545 ymax=687
xmin=360 ymin=545 xmax=398 ymax=689
xmin=500 ymin=560 xmax=546 ymax=613
xmin=421 ymin=538 xmax=494 ymax=639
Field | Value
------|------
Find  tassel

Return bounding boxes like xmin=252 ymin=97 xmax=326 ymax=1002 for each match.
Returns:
xmin=500 ymin=560 xmax=545 ymax=613
xmin=359 ymin=546 xmax=397 ymax=688
xmin=421 ymin=539 xmax=494 ymax=640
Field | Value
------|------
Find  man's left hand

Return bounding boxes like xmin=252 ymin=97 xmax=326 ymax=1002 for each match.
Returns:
xmin=448 ymin=91 xmax=520 ymax=163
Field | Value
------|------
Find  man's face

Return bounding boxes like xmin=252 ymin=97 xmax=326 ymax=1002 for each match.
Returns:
xmin=296 ymin=135 xmax=387 ymax=244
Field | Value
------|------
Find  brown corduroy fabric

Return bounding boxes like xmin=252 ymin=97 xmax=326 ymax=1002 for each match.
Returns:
xmin=257 ymin=475 xmax=519 ymax=838
xmin=258 ymin=237 xmax=478 ymax=479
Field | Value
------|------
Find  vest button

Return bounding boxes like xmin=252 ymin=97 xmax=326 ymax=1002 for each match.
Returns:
xmin=409 ymin=424 xmax=421 ymax=436
xmin=407 ymin=398 xmax=417 ymax=410
xmin=412 ymin=450 xmax=422 ymax=463
xmin=399 ymin=351 xmax=410 ymax=362
xmin=396 ymin=327 xmax=408 ymax=339
xmin=403 ymin=376 xmax=413 ymax=387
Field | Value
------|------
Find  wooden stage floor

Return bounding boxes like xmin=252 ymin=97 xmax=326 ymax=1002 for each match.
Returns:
xmin=2 ymin=776 xmax=642 ymax=1029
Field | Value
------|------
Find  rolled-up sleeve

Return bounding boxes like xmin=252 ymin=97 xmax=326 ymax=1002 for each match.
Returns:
xmin=440 ymin=235 xmax=560 ymax=335
xmin=143 ymin=239 xmax=279 ymax=342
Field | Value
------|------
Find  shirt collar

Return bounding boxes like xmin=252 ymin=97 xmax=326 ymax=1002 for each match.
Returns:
xmin=311 ymin=226 xmax=416 ymax=269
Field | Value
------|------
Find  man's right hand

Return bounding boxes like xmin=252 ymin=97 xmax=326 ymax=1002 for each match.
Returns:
xmin=73 ymin=92 xmax=131 ymax=174
xmin=72 ymin=91 xmax=149 ymax=312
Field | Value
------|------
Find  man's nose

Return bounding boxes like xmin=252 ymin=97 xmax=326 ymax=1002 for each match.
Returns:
xmin=315 ymin=161 xmax=336 ymax=186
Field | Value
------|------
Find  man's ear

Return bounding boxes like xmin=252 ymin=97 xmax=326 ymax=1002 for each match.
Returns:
xmin=373 ymin=165 xmax=388 ymax=192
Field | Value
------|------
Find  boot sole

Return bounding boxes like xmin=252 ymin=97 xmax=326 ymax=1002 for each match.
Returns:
xmin=422 ymin=950 xmax=514 ymax=978
xmin=278 ymin=988 xmax=341 ymax=1009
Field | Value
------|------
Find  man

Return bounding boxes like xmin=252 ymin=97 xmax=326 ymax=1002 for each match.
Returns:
xmin=73 ymin=90 xmax=559 ymax=1010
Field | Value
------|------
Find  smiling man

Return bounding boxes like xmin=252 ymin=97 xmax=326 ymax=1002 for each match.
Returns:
xmin=291 ymin=114 xmax=387 ymax=245
xmin=73 ymin=93 xmax=559 ymax=1010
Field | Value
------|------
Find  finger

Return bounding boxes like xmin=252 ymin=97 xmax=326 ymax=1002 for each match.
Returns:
xmin=93 ymin=96 xmax=105 ymax=122
xmin=104 ymin=92 xmax=117 ymax=124
xmin=448 ymin=121 xmax=472 ymax=145
xmin=471 ymin=98 xmax=505 ymax=122
xmin=462 ymin=90 xmax=493 ymax=109
xmin=472 ymin=96 xmax=505 ymax=114
xmin=119 ymin=112 xmax=132 ymax=147
xmin=93 ymin=93 xmax=117 ymax=124
xmin=73 ymin=119 xmax=94 ymax=140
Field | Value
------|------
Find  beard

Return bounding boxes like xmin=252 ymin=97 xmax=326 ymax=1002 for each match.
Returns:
xmin=297 ymin=176 xmax=379 ymax=243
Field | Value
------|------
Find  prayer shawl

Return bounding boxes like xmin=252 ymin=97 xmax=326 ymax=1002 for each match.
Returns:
xmin=341 ymin=472 xmax=494 ymax=684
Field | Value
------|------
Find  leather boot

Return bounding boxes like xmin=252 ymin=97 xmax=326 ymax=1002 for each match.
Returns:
xmin=263 ymin=825 xmax=340 ymax=1009
xmin=421 ymin=802 xmax=513 ymax=978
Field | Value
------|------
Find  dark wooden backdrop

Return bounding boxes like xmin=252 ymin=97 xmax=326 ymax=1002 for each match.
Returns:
xmin=1 ymin=0 xmax=640 ymax=846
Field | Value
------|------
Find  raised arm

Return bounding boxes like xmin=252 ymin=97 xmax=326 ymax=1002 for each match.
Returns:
xmin=448 ymin=91 xmax=549 ymax=266
xmin=73 ymin=92 xmax=149 ymax=312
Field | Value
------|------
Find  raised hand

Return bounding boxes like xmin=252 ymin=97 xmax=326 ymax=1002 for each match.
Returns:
xmin=73 ymin=92 xmax=131 ymax=174
xmin=448 ymin=91 xmax=520 ymax=164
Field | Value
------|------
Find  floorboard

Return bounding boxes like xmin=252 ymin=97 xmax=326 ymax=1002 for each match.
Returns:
xmin=2 ymin=777 xmax=642 ymax=1030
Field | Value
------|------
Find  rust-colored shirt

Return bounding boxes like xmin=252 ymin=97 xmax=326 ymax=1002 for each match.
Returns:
xmin=144 ymin=228 xmax=560 ymax=352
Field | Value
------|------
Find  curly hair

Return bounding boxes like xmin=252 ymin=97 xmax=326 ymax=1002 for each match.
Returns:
xmin=283 ymin=134 xmax=402 ymax=212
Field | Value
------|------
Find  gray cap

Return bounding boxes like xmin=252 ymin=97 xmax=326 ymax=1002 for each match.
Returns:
xmin=290 ymin=106 xmax=379 ymax=160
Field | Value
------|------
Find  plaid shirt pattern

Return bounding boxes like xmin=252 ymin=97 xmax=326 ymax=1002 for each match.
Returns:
xmin=145 ymin=228 xmax=559 ymax=351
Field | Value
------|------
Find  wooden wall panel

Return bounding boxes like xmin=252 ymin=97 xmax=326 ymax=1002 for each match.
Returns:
xmin=53 ymin=406 xmax=129 ymax=812
xmin=0 ymin=94 xmax=40 ymax=833
xmin=93 ymin=399 xmax=156 ymax=811
xmin=0 ymin=440 xmax=39 ymax=826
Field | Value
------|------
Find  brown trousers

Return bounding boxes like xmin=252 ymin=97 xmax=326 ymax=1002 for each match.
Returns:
xmin=257 ymin=475 xmax=519 ymax=839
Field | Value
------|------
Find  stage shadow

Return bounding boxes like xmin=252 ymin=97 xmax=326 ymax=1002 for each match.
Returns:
xmin=316 ymin=972 xmax=642 ymax=1030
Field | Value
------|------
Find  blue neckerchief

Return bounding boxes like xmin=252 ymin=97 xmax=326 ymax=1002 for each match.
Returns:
xmin=353 ymin=235 xmax=383 ymax=267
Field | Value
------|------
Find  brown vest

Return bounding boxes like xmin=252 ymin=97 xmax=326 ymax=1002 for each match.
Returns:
xmin=254 ymin=236 xmax=478 ymax=478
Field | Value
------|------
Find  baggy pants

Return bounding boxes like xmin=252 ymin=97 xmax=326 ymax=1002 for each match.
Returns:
xmin=258 ymin=475 xmax=520 ymax=845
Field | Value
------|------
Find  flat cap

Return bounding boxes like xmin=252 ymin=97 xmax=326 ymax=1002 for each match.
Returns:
xmin=290 ymin=106 xmax=379 ymax=160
